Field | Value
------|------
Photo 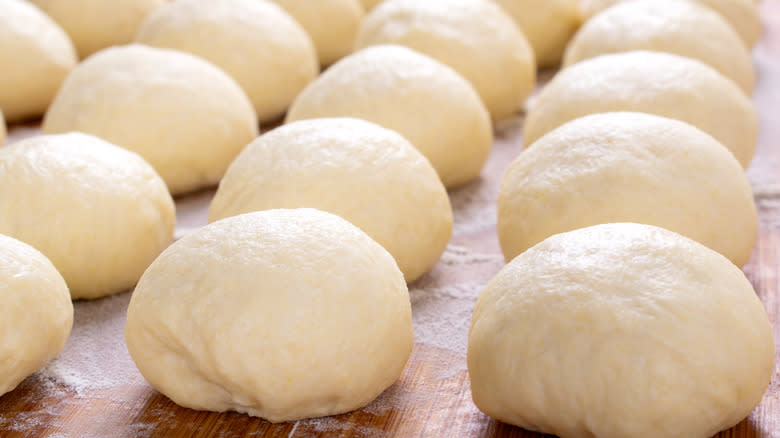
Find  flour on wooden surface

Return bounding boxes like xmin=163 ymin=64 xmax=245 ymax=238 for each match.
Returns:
xmin=38 ymin=292 xmax=143 ymax=395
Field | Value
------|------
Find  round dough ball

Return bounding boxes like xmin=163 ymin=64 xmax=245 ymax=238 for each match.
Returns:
xmin=210 ymin=118 xmax=453 ymax=283
xmin=42 ymin=44 xmax=258 ymax=195
xmin=0 ymin=234 xmax=73 ymax=397
xmin=137 ymin=0 xmax=318 ymax=122
xmin=271 ymin=0 xmax=364 ymax=66
xmin=0 ymin=133 xmax=176 ymax=299
xmin=29 ymin=0 xmax=165 ymax=59
xmin=286 ymin=45 xmax=493 ymax=188
xmin=492 ymin=0 xmax=580 ymax=68
xmin=580 ymin=0 xmax=761 ymax=47
xmin=355 ymin=0 xmax=536 ymax=122
xmin=469 ymin=223 xmax=774 ymax=438
xmin=125 ymin=209 xmax=413 ymax=422
xmin=499 ymin=112 xmax=757 ymax=266
xmin=0 ymin=0 xmax=77 ymax=123
xmin=564 ymin=0 xmax=754 ymax=93
xmin=524 ymin=51 xmax=757 ymax=168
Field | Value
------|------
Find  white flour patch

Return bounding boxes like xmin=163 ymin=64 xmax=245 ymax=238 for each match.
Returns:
xmin=38 ymin=291 xmax=143 ymax=395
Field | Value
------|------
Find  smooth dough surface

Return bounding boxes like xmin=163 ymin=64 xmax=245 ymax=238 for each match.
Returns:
xmin=0 ymin=133 xmax=175 ymax=299
xmin=210 ymin=118 xmax=453 ymax=283
xmin=579 ymin=0 xmax=761 ymax=47
xmin=524 ymin=51 xmax=758 ymax=168
xmin=0 ymin=0 xmax=77 ymax=123
xmin=359 ymin=0 xmax=383 ymax=9
xmin=271 ymin=0 xmax=364 ymax=66
xmin=0 ymin=234 xmax=73 ymax=397
xmin=499 ymin=112 xmax=757 ymax=266
xmin=469 ymin=223 xmax=774 ymax=438
xmin=355 ymin=0 xmax=535 ymax=122
xmin=564 ymin=0 xmax=754 ymax=93
xmin=137 ymin=0 xmax=318 ymax=122
xmin=0 ymin=110 xmax=5 ymax=146
xmin=42 ymin=44 xmax=258 ymax=195
xmin=286 ymin=45 xmax=492 ymax=188
xmin=492 ymin=0 xmax=580 ymax=68
xmin=29 ymin=0 xmax=164 ymax=59
xmin=126 ymin=209 xmax=413 ymax=422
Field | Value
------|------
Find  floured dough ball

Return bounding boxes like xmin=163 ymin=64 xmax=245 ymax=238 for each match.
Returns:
xmin=0 ymin=234 xmax=73 ymax=397
xmin=126 ymin=209 xmax=413 ymax=422
xmin=469 ymin=223 xmax=774 ymax=438
xmin=524 ymin=51 xmax=757 ymax=168
xmin=286 ymin=45 xmax=492 ymax=188
xmin=0 ymin=133 xmax=175 ymax=299
xmin=210 ymin=118 xmax=453 ymax=283
xmin=271 ymin=0 xmax=364 ymax=66
xmin=499 ymin=112 xmax=757 ymax=266
xmin=355 ymin=0 xmax=535 ymax=122
xmin=29 ymin=0 xmax=165 ymax=59
xmin=0 ymin=0 xmax=77 ymax=123
xmin=492 ymin=0 xmax=580 ymax=68
xmin=137 ymin=0 xmax=318 ymax=122
xmin=42 ymin=44 xmax=258 ymax=195
xmin=564 ymin=0 xmax=754 ymax=93
xmin=580 ymin=0 xmax=761 ymax=47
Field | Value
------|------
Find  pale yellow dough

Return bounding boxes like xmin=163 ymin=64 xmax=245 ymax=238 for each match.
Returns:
xmin=0 ymin=110 xmax=5 ymax=146
xmin=564 ymin=0 xmax=754 ymax=93
xmin=524 ymin=51 xmax=757 ymax=168
xmin=0 ymin=133 xmax=175 ymax=299
xmin=0 ymin=0 xmax=77 ymax=123
xmin=355 ymin=0 xmax=535 ymax=122
xmin=137 ymin=0 xmax=318 ymax=122
xmin=0 ymin=234 xmax=73 ymax=397
xmin=579 ymin=0 xmax=761 ymax=47
xmin=30 ymin=0 xmax=165 ymax=59
xmin=286 ymin=45 xmax=492 ymax=188
xmin=126 ymin=209 xmax=413 ymax=422
xmin=210 ymin=118 xmax=453 ymax=283
xmin=470 ymin=223 xmax=774 ymax=438
xmin=271 ymin=0 xmax=364 ymax=66
xmin=42 ymin=44 xmax=258 ymax=195
xmin=499 ymin=112 xmax=757 ymax=266
xmin=492 ymin=0 xmax=580 ymax=68
xmin=360 ymin=0 xmax=383 ymax=9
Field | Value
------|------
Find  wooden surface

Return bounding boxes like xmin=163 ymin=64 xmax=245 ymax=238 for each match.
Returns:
xmin=2 ymin=3 xmax=780 ymax=436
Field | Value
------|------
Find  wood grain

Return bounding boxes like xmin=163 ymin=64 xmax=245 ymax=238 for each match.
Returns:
xmin=1 ymin=2 xmax=780 ymax=436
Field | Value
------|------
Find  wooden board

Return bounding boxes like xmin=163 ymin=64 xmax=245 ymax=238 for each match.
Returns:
xmin=1 ymin=3 xmax=780 ymax=436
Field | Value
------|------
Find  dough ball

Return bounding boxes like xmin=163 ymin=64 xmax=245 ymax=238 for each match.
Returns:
xmin=500 ymin=112 xmax=757 ymax=266
xmin=355 ymin=0 xmax=535 ymax=122
xmin=0 ymin=234 xmax=73 ymax=397
xmin=580 ymin=0 xmax=761 ymax=47
xmin=469 ymin=223 xmax=774 ymax=438
xmin=137 ymin=0 xmax=318 ymax=122
xmin=271 ymin=0 xmax=364 ymax=66
xmin=210 ymin=118 xmax=453 ymax=283
xmin=524 ymin=51 xmax=757 ymax=168
xmin=564 ymin=0 xmax=754 ymax=93
xmin=286 ymin=45 xmax=493 ymax=188
xmin=125 ymin=209 xmax=413 ymax=422
xmin=29 ymin=0 xmax=165 ymax=59
xmin=492 ymin=0 xmax=580 ymax=68
xmin=0 ymin=0 xmax=77 ymax=123
xmin=42 ymin=44 xmax=258 ymax=195
xmin=0 ymin=133 xmax=176 ymax=299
